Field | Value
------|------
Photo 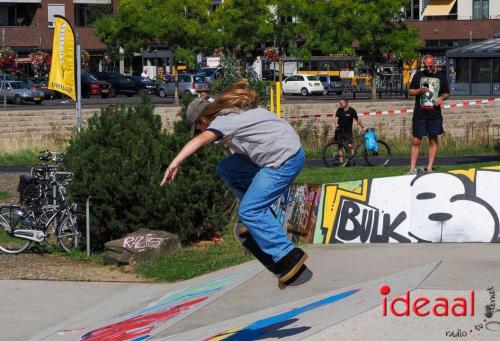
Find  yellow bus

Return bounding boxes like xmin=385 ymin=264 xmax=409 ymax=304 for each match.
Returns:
xmin=281 ymin=56 xmax=372 ymax=86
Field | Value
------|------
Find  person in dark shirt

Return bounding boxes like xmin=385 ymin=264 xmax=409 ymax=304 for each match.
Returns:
xmin=408 ymin=54 xmax=450 ymax=174
xmin=335 ymin=98 xmax=365 ymax=160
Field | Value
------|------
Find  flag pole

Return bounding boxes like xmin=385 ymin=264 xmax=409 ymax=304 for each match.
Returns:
xmin=76 ymin=32 xmax=82 ymax=132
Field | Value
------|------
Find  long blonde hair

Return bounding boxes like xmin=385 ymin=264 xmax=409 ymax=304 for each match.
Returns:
xmin=196 ymin=79 xmax=259 ymax=125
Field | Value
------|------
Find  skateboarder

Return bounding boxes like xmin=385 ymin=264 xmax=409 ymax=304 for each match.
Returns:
xmin=161 ymin=79 xmax=311 ymax=289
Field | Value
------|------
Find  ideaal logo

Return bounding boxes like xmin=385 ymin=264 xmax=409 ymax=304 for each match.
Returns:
xmin=379 ymin=284 xmax=475 ymax=317
xmin=380 ymin=284 xmax=500 ymax=338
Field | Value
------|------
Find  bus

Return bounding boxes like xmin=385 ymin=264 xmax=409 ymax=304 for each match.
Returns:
xmin=268 ymin=56 xmax=372 ymax=86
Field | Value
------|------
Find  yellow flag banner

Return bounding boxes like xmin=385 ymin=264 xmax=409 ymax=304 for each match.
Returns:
xmin=48 ymin=16 xmax=76 ymax=100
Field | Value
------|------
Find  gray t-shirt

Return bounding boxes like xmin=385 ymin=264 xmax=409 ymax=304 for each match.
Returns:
xmin=208 ymin=107 xmax=301 ymax=168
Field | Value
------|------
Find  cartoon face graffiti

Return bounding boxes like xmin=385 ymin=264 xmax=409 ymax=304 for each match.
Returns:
xmin=409 ymin=173 xmax=499 ymax=242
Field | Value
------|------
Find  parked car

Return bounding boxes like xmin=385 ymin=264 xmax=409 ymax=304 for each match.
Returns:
xmin=318 ymin=75 xmax=345 ymax=96
xmin=282 ymin=74 xmax=324 ymax=96
xmin=127 ymin=75 xmax=156 ymax=95
xmin=157 ymin=74 xmax=209 ymax=98
xmin=262 ymin=69 xmax=285 ymax=81
xmin=93 ymin=72 xmax=137 ymax=97
xmin=81 ymin=74 xmax=112 ymax=98
xmin=0 ymin=80 xmax=44 ymax=104
xmin=26 ymin=77 xmax=57 ymax=99
xmin=198 ymin=67 xmax=222 ymax=83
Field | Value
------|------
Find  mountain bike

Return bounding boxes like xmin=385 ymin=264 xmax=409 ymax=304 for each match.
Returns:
xmin=321 ymin=128 xmax=392 ymax=167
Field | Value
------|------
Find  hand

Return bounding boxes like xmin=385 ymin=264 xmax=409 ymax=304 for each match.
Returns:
xmin=160 ymin=163 xmax=179 ymax=186
xmin=420 ymin=86 xmax=429 ymax=94
xmin=434 ymin=97 xmax=444 ymax=106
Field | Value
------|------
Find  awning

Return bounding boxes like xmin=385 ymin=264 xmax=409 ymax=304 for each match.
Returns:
xmin=422 ymin=0 xmax=457 ymax=17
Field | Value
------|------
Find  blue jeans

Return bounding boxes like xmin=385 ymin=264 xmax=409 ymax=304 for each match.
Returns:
xmin=216 ymin=149 xmax=305 ymax=262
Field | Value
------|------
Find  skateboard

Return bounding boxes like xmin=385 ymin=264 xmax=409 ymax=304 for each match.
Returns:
xmin=234 ymin=223 xmax=313 ymax=289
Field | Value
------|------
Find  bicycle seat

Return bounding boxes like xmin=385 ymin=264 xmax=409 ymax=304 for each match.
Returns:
xmin=19 ymin=174 xmax=33 ymax=185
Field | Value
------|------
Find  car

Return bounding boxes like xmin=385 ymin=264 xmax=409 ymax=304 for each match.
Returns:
xmin=81 ymin=74 xmax=112 ymax=98
xmin=262 ymin=69 xmax=285 ymax=81
xmin=93 ymin=72 xmax=137 ymax=97
xmin=26 ymin=77 xmax=57 ymax=99
xmin=156 ymin=74 xmax=209 ymax=98
xmin=0 ymin=80 xmax=44 ymax=104
xmin=198 ymin=67 xmax=222 ymax=83
xmin=282 ymin=74 xmax=324 ymax=96
xmin=127 ymin=75 xmax=157 ymax=95
xmin=318 ymin=75 xmax=345 ymax=96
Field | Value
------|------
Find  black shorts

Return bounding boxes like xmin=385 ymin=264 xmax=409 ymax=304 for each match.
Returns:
xmin=412 ymin=117 xmax=444 ymax=137
xmin=335 ymin=130 xmax=353 ymax=145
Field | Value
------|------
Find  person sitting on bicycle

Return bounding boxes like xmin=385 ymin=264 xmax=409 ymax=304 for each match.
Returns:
xmin=335 ymin=98 xmax=366 ymax=159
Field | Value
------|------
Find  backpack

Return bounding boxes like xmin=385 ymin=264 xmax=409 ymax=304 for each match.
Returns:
xmin=364 ymin=128 xmax=378 ymax=152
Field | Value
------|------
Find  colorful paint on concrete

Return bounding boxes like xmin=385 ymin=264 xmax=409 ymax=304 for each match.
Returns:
xmin=204 ymin=289 xmax=361 ymax=340
xmin=80 ymin=264 xmax=261 ymax=341
xmin=276 ymin=167 xmax=500 ymax=244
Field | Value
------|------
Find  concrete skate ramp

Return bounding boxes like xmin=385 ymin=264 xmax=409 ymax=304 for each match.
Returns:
xmin=159 ymin=262 xmax=438 ymax=340
xmin=29 ymin=262 xmax=263 ymax=341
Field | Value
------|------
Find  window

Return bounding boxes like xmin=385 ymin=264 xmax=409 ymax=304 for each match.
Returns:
xmin=455 ymin=59 xmax=469 ymax=83
xmin=48 ymin=4 xmax=65 ymax=28
xmin=471 ymin=59 xmax=491 ymax=83
xmin=0 ymin=4 xmax=38 ymax=26
xmin=493 ymin=59 xmax=500 ymax=83
xmin=473 ymin=0 xmax=489 ymax=19
xmin=75 ymin=4 xmax=112 ymax=27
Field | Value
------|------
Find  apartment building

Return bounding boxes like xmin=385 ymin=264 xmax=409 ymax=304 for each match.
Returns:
xmin=403 ymin=0 xmax=500 ymax=63
xmin=0 ymin=0 xmax=117 ymax=73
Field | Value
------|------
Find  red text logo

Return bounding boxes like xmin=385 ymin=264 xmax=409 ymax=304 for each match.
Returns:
xmin=380 ymin=284 xmax=475 ymax=317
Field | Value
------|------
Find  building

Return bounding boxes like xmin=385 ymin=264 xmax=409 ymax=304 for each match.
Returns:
xmin=0 ymin=0 xmax=118 ymax=74
xmin=446 ymin=37 xmax=500 ymax=96
xmin=403 ymin=0 xmax=500 ymax=66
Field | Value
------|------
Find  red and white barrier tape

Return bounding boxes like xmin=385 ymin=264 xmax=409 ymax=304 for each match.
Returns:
xmin=285 ymin=97 xmax=500 ymax=120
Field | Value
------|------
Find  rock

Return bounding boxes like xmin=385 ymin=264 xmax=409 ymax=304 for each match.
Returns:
xmin=104 ymin=228 xmax=181 ymax=265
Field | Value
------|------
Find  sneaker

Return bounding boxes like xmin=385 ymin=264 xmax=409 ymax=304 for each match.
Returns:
xmin=272 ymin=248 xmax=308 ymax=283
xmin=407 ymin=167 xmax=424 ymax=175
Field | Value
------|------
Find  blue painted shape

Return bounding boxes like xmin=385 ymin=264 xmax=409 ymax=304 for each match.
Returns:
xmin=214 ymin=288 xmax=361 ymax=340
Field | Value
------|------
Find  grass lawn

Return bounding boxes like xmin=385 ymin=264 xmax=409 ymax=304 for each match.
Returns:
xmin=0 ymin=191 xmax=11 ymax=201
xmin=138 ymin=226 xmax=253 ymax=282
xmin=295 ymin=161 xmax=500 ymax=184
xmin=0 ymin=150 xmax=39 ymax=166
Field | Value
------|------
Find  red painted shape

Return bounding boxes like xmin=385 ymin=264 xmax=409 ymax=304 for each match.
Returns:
xmin=81 ymin=296 xmax=208 ymax=341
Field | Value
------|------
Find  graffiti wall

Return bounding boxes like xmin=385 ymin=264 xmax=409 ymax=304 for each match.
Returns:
xmin=277 ymin=167 xmax=500 ymax=244
xmin=273 ymin=184 xmax=322 ymax=244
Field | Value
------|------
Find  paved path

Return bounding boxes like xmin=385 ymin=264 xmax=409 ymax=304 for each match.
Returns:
xmin=3 ymin=243 xmax=500 ymax=340
xmin=305 ymin=154 xmax=500 ymax=168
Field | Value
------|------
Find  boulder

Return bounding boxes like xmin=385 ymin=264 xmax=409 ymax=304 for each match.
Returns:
xmin=104 ymin=228 xmax=181 ymax=265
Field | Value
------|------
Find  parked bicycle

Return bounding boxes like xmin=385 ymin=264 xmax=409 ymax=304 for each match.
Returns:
xmin=0 ymin=151 xmax=80 ymax=254
xmin=322 ymin=128 xmax=392 ymax=167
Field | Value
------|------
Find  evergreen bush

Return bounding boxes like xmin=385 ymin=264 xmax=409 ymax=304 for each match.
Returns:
xmin=64 ymin=95 xmax=231 ymax=250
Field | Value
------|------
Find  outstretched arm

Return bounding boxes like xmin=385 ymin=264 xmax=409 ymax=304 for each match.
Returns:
xmin=356 ymin=118 xmax=365 ymax=132
xmin=160 ymin=130 xmax=219 ymax=186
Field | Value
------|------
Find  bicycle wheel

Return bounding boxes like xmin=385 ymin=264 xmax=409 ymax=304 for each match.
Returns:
xmin=0 ymin=209 xmax=32 ymax=254
xmin=363 ymin=140 xmax=392 ymax=167
xmin=322 ymin=141 xmax=349 ymax=167
xmin=57 ymin=214 xmax=79 ymax=252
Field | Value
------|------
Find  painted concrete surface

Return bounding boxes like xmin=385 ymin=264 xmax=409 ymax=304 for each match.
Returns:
xmin=3 ymin=243 xmax=500 ymax=340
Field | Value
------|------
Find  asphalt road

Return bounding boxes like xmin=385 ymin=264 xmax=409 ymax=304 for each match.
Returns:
xmin=305 ymin=154 xmax=500 ymax=168
xmin=3 ymin=92 xmax=496 ymax=111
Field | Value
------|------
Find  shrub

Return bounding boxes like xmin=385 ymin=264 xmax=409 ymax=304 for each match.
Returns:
xmin=64 ymin=95 xmax=231 ymax=250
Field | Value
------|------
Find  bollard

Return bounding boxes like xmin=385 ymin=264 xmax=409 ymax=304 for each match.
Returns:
xmin=275 ymin=81 xmax=281 ymax=118
xmin=86 ymin=196 xmax=92 ymax=257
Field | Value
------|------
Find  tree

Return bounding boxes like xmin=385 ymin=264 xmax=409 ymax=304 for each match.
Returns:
xmin=95 ymin=0 xmax=211 ymax=104
xmin=347 ymin=0 xmax=423 ymax=99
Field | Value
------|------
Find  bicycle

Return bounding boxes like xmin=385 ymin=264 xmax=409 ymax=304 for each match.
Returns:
xmin=0 ymin=151 xmax=80 ymax=254
xmin=321 ymin=128 xmax=392 ymax=167
xmin=0 ymin=202 xmax=79 ymax=254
